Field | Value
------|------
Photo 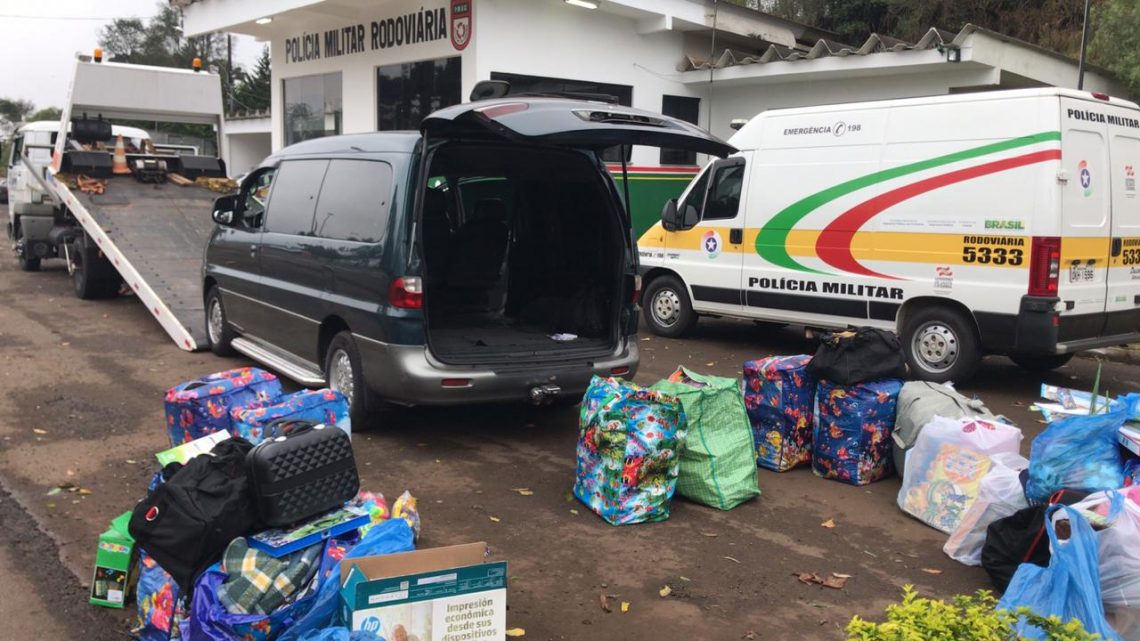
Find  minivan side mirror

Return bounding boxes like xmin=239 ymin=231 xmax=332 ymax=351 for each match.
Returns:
xmin=212 ymin=195 xmax=238 ymax=226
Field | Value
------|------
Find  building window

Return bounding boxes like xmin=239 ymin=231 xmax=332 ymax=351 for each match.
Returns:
xmin=377 ymin=57 xmax=462 ymax=131
xmin=283 ymin=73 xmax=343 ymax=146
xmin=491 ymin=72 xmax=633 ymax=162
xmin=660 ymin=95 xmax=700 ymax=165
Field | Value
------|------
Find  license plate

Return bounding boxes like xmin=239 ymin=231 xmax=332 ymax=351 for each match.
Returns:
xmin=1069 ymin=264 xmax=1095 ymax=282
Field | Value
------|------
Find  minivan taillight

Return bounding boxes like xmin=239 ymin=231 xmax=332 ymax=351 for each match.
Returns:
xmin=389 ymin=276 xmax=423 ymax=309
xmin=631 ymin=274 xmax=642 ymax=305
xmin=1028 ymin=236 xmax=1061 ymax=297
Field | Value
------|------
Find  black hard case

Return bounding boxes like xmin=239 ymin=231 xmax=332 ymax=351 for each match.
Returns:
xmin=246 ymin=420 xmax=360 ymax=527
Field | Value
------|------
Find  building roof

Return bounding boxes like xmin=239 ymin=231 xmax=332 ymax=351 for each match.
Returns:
xmin=679 ymin=23 xmax=1108 ymax=75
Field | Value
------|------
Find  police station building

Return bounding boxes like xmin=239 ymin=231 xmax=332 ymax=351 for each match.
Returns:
xmin=173 ymin=0 xmax=1122 ymax=180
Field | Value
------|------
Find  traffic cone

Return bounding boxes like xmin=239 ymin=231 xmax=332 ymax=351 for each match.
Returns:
xmin=112 ymin=134 xmax=130 ymax=175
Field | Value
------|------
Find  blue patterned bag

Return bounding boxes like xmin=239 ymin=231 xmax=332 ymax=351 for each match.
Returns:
xmin=164 ymin=368 xmax=282 ymax=447
xmin=573 ymin=376 xmax=687 ymax=525
xmin=230 ymin=389 xmax=351 ymax=444
xmin=743 ymin=355 xmax=816 ymax=472
xmin=812 ymin=378 xmax=903 ymax=486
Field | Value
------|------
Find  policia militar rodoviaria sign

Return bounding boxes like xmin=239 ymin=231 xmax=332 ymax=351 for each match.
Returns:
xmin=284 ymin=0 xmax=472 ymax=64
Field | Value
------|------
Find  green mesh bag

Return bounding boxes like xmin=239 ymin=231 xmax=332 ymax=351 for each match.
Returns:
xmin=651 ymin=367 xmax=760 ymax=509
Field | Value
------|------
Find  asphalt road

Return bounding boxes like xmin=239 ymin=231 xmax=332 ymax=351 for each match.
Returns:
xmin=1 ymin=227 xmax=1137 ymax=640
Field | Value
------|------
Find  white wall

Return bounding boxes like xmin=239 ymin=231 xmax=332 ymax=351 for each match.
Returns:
xmin=474 ymin=0 xmax=706 ymax=165
xmin=227 ymin=132 xmax=273 ymax=177
xmin=266 ymin=0 xmax=463 ymax=150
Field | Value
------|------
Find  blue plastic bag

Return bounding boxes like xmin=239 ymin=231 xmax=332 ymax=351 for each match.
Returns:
xmin=998 ymin=505 xmax=1122 ymax=640
xmin=295 ymin=628 xmax=381 ymax=641
xmin=1025 ymin=408 xmax=1126 ymax=503
xmin=277 ymin=518 xmax=415 ymax=641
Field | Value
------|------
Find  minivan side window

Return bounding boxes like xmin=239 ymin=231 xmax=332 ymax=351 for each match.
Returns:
xmin=313 ymin=159 xmax=394 ymax=242
xmin=702 ymin=161 xmax=745 ymax=220
xmin=264 ymin=159 xmax=329 ymax=235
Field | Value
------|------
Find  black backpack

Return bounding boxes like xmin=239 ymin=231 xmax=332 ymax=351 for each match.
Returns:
xmin=806 ymin=327 xmax=908 ymax=385
xmin=128 ymin=438 xmax=260 ymax=592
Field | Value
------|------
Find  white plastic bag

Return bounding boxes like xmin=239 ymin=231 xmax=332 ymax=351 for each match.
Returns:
xmin=1067 ymin=486 xmax=1140 ymax=610
xmin=898 ymin=416 xmax=1023 ymax=533
xmin=943 ymin=452 xmax=1029 ymax=565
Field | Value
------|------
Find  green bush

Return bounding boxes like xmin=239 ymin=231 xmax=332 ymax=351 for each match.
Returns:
xmin=846 ymin=586 xmax=1104 ymax=641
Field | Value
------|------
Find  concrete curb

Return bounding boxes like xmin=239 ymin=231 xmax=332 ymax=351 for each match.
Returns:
xmin=1082 ymin=345 xmax=1140 ymax=366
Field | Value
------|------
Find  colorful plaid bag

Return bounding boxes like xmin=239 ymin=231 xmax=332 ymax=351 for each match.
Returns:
xmin=573 ymin=376 xmax=687 ymax=525
xmin=743 ymin=355 xmax=816 ymax=472
xmin=230 ymin=389 xmax=350 ymax=444
xmin=164 ymin=368 xmax=282 ymax=447
xmin=812 ymin=378 xmax=903 ymax=486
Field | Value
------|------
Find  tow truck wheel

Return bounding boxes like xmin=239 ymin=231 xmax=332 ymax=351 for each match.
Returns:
xmin=15 ymin=224 xmax=40 ymax=272
xmin=1010 ymin=353 xmax=1074 ymax=372
xmin=901 ymin=306 xmax=981 ymax=384
xmin=642 ymin=275 xmax=698 ymax=338
xmin=205 ymin=286 xmax=236 ymax=356
xmin=325 ymin=331 xmax=370 ymax=428
xmin=71 ymin=240 xmax=120 ymax=299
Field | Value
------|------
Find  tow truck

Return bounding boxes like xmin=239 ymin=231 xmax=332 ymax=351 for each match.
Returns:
xmin=6 ymin=52 xmax=229 ymax=350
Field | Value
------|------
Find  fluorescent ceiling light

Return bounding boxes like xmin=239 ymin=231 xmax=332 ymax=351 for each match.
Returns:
xmin=565 ymin=0 xmax=599 ymax=8
xmin=255 ymin=16 xmax=273 ymax=25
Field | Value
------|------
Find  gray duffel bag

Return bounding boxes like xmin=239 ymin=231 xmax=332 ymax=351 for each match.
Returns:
xmin=892 ymin=381 xmax=998 ymax=478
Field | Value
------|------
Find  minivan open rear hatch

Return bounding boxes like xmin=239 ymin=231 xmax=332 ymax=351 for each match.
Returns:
xmin=421 ymin=98 xmax=737 ymax=157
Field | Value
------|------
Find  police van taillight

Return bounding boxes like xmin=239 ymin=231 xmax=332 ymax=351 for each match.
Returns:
xmin=1028 ymin=236 xmax=1061 ymax=297
xmin=389 ymin=276 xmax=423 ymax=309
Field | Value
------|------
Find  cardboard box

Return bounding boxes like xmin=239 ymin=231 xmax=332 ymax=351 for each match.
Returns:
xmin=341 ymin=542 xmax=507 ymax=641
xmin=89 ymin=512 xmax=136 ymax=608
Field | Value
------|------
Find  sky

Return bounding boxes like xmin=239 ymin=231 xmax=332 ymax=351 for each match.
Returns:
xmin=0 ymin=0 xmax=262 ymax=111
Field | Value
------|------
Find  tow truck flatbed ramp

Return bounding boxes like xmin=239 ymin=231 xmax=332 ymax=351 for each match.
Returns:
xmin=50 ymin=173 xmax=220 ymax=350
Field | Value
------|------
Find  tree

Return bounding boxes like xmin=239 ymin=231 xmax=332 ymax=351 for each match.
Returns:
xmin=27 ymin=107 xmax=62 ymax=123
xmin=1090 ymin=0 xmax=1140 ymax=98
xmin=232 ymin=46 xmax=271 ymax=114
xmin=0 ymin=98 xmax=34 ymax=127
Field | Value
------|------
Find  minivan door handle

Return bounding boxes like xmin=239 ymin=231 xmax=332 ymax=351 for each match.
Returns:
xmin=729 ymin=228 xmax=743 ymax=244
xmin=1112 ymin=237 xmax=1123 ymax=257
xmin=249 ymin=244 xmax=258 ymax=258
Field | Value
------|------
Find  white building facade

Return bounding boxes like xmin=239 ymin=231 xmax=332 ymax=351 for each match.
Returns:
xmin=174 ymin=0 xmax=1123 ymax=225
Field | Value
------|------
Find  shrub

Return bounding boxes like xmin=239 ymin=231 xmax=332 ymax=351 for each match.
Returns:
xmin=846 ymin=585 xmax=1103 ymax=641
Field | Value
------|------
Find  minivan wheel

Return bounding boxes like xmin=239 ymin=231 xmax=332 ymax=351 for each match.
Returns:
xmin=901 ymin=307 xmax=981 ymax=383
xmin=325 ymin=331 xmax=369 ymax=427
xmin=205 ymin=286 xmax=236 ymax=356
xmin=642 ymin=275 xmax=698 ymax=338
xmin=1011 ymin=353 xmax=1074 ymax=372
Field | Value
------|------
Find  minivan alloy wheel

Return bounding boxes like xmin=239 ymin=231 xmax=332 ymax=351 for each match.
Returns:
xmin=912 ymin=321 xmax=959 ymax=374
xmin=207 ymin=298 xmax=224 ymax=345
xmin=329 ymin=349 xmax=355 ymax=406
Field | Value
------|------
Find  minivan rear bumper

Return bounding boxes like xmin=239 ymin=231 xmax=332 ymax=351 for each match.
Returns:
xmin=354 ymin=334 xmax=639 ymax=406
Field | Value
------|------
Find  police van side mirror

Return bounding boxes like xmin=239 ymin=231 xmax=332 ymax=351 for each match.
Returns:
xmin=212 ymin=195 xmax=238 ymax=226
xmin=681 ymin=203 xmax=700 ymax=229
xmin=661 ymin=198 xmax=680 ymax=231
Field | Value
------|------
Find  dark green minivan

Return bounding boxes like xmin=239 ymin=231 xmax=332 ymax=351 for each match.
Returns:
xmin=203 ymin=97 xmax=733 ymax=422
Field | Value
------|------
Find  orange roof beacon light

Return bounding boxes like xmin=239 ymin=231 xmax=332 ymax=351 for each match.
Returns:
xmin=93 ymin=47 xmax=103 ymax=63
xmin=192 ymin=57 xmax=202 ymax=72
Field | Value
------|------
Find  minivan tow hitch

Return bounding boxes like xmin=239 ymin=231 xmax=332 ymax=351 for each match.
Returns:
xmin=529 ymin=384 xmax=562 ymax=405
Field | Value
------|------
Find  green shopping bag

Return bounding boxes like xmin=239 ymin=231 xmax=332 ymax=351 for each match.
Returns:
xmin=651 ymin=367 xmax=760 ymax=509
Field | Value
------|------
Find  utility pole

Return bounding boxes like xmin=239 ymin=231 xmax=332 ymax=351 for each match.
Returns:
xmin=1077 ymin=0 xmax=1092 ymax=90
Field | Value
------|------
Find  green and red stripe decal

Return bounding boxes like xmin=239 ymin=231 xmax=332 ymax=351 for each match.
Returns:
xmin=756 ymin=131 xmax=1062 ymax=275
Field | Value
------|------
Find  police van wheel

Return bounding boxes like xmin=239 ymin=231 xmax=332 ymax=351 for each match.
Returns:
xmin=642 ymin=275 xmax=697 ymax=338
xmin=902 ymin=307 xmax=980 ymax=383
xmin=1010 ymin=353 xmax=1074 ymax=372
